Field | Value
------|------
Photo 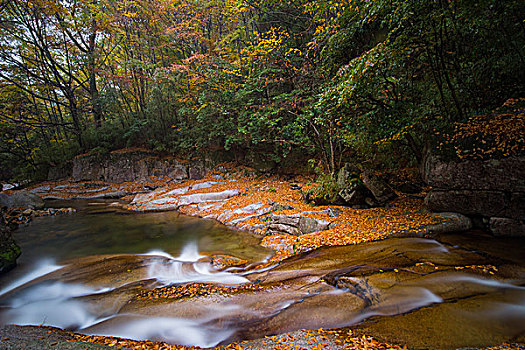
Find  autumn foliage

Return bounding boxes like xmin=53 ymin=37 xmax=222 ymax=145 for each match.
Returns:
xmin=0 ymin=0 xmax=524 ymax=180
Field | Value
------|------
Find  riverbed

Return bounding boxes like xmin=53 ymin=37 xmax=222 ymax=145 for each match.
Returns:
xmin=0 ymin=201 xmax=524 ymax=349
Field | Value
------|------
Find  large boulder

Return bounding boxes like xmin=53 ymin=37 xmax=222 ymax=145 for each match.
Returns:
xmin=338 ymin=182 xmax=372 ymax=207
xmin=336 ymin=163 xmax=361 ymax=189
xmin=424 ymin=153 xmax=525 ymax=236
xmin=489 ymin=217 xmax=525 ymax=237
xmin=361 ymin=171 xmax=397 ymax=204
xmin=53 ymin=149 xmax=209 ymax=183
xmin=425 ymin=190 xmax=509 ymax=218
xmin=0 ymin=192 xmax=45 ymax=209
xmin=423 ymin=155 xmax=525 ymax=192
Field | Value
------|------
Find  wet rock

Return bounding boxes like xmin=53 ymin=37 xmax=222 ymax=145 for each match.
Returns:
xmin=423 ymin=212 xmax=472 ymax=234
xmin=0 ymin=192 xmax=45 ymax=209
xmin=75 ymin=190 xmax=129 ymax=199
xmin=361 ymin=171 xmax=397 ymax=204
xmin=489 ymin=217 xmax=525 ymax=237
xmin=0 ymin=211 xmax=20 ymax=274
xmin=0 ymin=325 xmax=110 ymax=350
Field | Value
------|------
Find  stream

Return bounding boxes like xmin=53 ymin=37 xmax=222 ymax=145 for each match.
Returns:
xmin=0 ymin=200 xmax=524 ymax=349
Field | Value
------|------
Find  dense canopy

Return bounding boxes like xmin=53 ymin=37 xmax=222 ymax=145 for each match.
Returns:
xmin=0 ymin=0 xmax=524 ymax=179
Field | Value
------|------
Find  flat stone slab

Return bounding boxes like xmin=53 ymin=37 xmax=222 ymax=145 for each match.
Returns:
xmin=177 ymin=189 xmax=240 ymax=206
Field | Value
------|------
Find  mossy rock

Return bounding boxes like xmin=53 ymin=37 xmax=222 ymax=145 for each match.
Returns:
xmin=0 ymin=240 xmax=21 ymax=273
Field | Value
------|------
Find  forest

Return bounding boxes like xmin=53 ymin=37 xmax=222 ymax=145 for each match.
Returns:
xmin=0 ymin=0 xmax=524 ymax=180
xmin=1 ymin=1 xmax=525 ymax=349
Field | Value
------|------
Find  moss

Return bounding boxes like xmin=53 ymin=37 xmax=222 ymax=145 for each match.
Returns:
xmin=0 ymin=241 xmax=21 ymax=273
xmin=0 ymin=217 xmax=21 ymax=273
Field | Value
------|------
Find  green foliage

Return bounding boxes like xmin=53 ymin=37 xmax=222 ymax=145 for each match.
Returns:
xmin=303 ymin=172 xmax=339 ymax=205
xmin=0 ymin=0 xmax=523 ymax=180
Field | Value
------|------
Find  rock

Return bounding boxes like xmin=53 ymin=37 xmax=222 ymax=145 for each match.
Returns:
xmin=267 ymin=223 xmax=302 ymax=236
xmin=0 ymin=192 xmax=45 ymax=209
xmin=396 ymin=181 xmax=422 ymax=194
xmin=268 ymin=214 xmax=300 ymax=227
xmin=1 ymin=183 xmax=18 ymax=191
xmin=217 ymin=210 xmax=234 ymax=222
xmin=423 ymin=152 xmax=525 ymax=234
xmin=424 ymin=212 xmax=473 ymax=234
xmin=425 ymin=190 xmax=513 ymax=218
xmin=47 ymin=162 xmax=72 ymax=181
xmin=361 ymin=171 xmax=397 ymax=204
xmin=269 ymin=202 xmax=295 ymax=212
xmin=489 ymin=217 xmax=525 ymax=237
xmin=22 ymin=209 xmax=34 ymax=216
xmin=29 ymin=186 xmax=50 ymax=194
xmin=267 ymin=214 xmax=331 ymax=236
xmin=75 ymin=190 xmax=129 ymax=199
xmin=187 ymin=159 xmax=207 ymax=180
xmin=338 ymin=182 xmax=371 ymax=206
xmin=423 ymin=155 xmax=525 ymax=192
xmin=164 ymin=187 xmax=189 ymax=196
xmin=131 ymin=188 xmax=168 ymax=204
xmin=0 ymin=212 xmax=20 ymax=274
xmin=336 ymin=163 xmax=361 ymax=188
xmin=365 ymin=196 xmax=378 ymax=207
xmin=233 ymin=203 xmax=265 ymax=214
xmin=177 ymin=189 xmax=240 ymax=206
xmin=191 ymin=181 xmax=218 ymax=190
xmin=328 ymin=208 xmax=342 ymax=217
xmin=198 ymin=202 xmax=224 ymax=211
xmin=64 ymin=150 xmax=209 ymax=183
xmin=298 ymin=217 xmax=331 ymax=234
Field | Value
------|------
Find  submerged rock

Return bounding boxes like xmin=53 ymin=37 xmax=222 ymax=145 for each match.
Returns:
xmin=0 ymin=192 xmax=45 ymax=210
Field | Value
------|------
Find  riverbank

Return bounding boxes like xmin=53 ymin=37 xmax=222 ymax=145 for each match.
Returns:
xmin=15 ymin=165 xmax=471 ymax=266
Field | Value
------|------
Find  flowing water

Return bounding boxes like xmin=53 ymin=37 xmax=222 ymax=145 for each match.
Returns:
xmin=0 ymin=201 xmax=524 ymax=349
